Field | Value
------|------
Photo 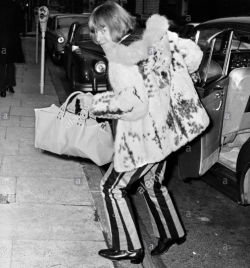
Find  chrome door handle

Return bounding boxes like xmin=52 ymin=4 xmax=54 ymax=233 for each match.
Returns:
xmin=214 ymin=100 xmax=222 ymax=111
xmin=212 ymin=85 xmax=224 ymax=90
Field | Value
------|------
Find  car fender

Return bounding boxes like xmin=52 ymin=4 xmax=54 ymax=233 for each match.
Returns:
xmin=236 ymin=137 xmax=250 ymax=204
xmin=72 ymin=49 xmax=91 ymax=84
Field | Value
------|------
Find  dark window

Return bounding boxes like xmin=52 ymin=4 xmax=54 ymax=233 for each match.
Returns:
xmin=57 ymin=16 xmax=89 ymax=29
xmin=77 ymin=25 xmax=90 ymax=41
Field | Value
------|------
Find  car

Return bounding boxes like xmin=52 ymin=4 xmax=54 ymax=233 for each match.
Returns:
xmin=178 ymin=17 xmax=250 ymax=205
xmin=178 ymin=22 xmax=200 ymax=38
xmin=45 ymin=13 xmax=90 ymax=64
xmin=63 ymin=21 xmax=144 ymax=93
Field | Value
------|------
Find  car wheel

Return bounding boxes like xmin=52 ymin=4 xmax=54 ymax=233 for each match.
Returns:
xmin=52 ymin=46 xmax=62 ymax=65
xmin=242 ymin=167 xmax=250 ymax=204
xmin=70 ymin=64 xmax=77 ymax=91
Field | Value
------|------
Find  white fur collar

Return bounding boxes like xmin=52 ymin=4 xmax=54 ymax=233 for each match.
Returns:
xmin=105 ymin=14 xmax=170 ymax=65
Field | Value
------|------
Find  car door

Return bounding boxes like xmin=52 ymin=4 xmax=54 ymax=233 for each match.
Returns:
xmin=64 ymin=22 xmax=78 ymax=77
xmin=178 ymin=30 xmax=234 ymax=178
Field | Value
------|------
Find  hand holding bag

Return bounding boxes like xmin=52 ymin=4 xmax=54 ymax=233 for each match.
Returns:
xmin=34 ymin=91 xmax=114 ymax=166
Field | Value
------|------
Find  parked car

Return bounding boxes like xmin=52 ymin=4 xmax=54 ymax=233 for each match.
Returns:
xmin=178 ymin=17 xmax=250 ymax=205
xmin=178 ymin=22 xmax=200 ymax=38
xmin=45 ymin=13 xmax=90 ymax=64
xmin=63 ymin=21 xmax=144 ymax=93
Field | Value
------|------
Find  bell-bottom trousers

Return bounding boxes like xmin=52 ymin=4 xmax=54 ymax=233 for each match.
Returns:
xmin=0 ymin=63 xmax=16 ymax=92
xmin=101 ymin=159 xmax=185 ymax=251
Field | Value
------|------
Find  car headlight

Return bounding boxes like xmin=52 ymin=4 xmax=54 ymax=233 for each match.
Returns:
xmin=58 ymin=37 xmax=64 ymax=43
xmin=95 ymin=61 xmax=106 ymax=73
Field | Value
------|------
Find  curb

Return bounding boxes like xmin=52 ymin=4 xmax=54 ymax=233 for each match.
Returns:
xmin=47 ymin=60 xmax=68 ymax=105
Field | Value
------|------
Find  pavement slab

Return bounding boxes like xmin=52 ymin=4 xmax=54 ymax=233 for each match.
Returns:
xmin=0 ymin=155 xmax=83 ymax=177
xmin=6 ymin=126 xmax=35 ymax=140
xmin=0 ymin=115 xmax=20 ymax=127
xmin=0 ymin=176 xmax=16 ymax=195
xmin=0 ymin=106 xmax=10 ymax=117
xmin=22 ymin=98 xmax=60 ymax=108
xmin=0 ymin=99 xmax=21 ymax=107
xmin=0 ymin=140 xmax=19 ymax=155
xmin=0 ymin=126 xmax=7 ymax=139
xmin=11 ymin=240 xmax=114 ymax=268
xmin=16 ymin=176 xmax=92 ymax=206
xmin=0 ymin=204 xmax=103 ymax=241
xmin=10 ymin=107 xmax=35 ymax=117
xmin=12 ymin=93 xmax=59 ymax=102
xmin=0 ymin=240 xmax=12 ymax=268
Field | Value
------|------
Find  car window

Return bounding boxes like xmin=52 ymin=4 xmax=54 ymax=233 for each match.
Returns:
xmin=51 ymin=18 xmax=56 ymax=30
xmin=77 ymin=25 xmax=90 ymax=41
xmin=198 ymin=31 xmax=233 ymax=85
xmin=57 ymin=17 xmax=89 ymax=29
xmin=194 ymin=28 xmax=221 ymax=50
xmin=178 ymin=25 xmax=194 ymax=38
xmin=47 ymin=18 xmax=52 ymax=29
xmin=231 ymin=31 xmax=250 ymax=50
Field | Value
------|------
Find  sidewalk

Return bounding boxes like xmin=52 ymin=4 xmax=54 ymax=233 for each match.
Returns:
xmin=0 ymin=37 xmax=125 ymax=268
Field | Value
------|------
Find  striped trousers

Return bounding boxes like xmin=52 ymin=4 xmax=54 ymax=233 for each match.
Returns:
xmin=101 ymin=159 xmax=185 ymax=251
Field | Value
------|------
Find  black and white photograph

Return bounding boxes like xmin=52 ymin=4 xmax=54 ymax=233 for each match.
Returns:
xmin=0 ymin=0 xmax=250 ymax=267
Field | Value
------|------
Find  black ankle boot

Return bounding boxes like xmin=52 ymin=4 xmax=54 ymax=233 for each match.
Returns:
xmin=6 ymin=86 xmax=15 ymax=93
xmin=98 ymin=248 xmax=144 ymax=264
xmin=151 ymin=236 xmax=186 ymax=256
xmin=0 ymin=92 xmax=6 ymax=97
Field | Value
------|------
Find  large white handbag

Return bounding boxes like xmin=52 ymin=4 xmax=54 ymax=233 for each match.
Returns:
xmin=34 ymin=91 xmax=114 ymax=166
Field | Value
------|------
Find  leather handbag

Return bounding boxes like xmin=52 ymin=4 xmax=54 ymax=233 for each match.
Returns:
xmin=34 ymin=91 xmax=114 ymax=166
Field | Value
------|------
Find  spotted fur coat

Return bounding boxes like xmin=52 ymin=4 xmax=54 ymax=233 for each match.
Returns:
xmin=91 ymin=14 xmax=210 ymax=172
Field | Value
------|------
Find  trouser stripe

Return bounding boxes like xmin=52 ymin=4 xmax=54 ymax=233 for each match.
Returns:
xmin=102 ymin=166 xmax=124 ymax=249
xmin=142 ymin=161 xmax=168 ymax=239
xmin=153 ymin=162 xmax=180 ymax=239
xmin=117 ymin=165 xmax=152 ymax=250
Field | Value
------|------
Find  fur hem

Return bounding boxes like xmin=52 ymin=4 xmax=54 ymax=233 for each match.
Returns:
xmin=105 ymin=14 xmax=170 ymax=65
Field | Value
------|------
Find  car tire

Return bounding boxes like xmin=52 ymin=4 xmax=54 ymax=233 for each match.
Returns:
xmin=70 ymin=64 xmax=77 ymax=91
xmin=52 ymin=46 xmax=62 ymax=65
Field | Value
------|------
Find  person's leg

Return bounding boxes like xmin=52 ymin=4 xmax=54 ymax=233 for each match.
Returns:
xmin=6 ymin=63 xmax=16 ymax=93
xmin=141 ymin=160 xmax=185 ymax=255
xmin=142 ymin=160 xmax=185 ymax=239
xmin=0 ymin=63 xmax=7 ymax=92
xmin=100 ymin=162 xmax=153 ymax=251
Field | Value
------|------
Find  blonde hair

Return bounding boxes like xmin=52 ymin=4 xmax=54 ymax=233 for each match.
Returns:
xmin=88 ymin=1 xmax=136 ymax=44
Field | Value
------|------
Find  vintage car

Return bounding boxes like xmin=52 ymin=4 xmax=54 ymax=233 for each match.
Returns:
xmin=63 ymin=22 xmax=144 ymax=93
xmin=45 ymin=13 xmax=90 ymax=64
xmin=178 ymin=17 xmax=250 ymax=205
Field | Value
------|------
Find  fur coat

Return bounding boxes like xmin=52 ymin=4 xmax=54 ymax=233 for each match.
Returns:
xmin=91 ymin=14 xmax=210 ymax=172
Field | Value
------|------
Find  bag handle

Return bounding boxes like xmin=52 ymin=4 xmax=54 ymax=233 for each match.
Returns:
xmin=59 ymin=91 xmax=92 ymax=121
xmin=60 ymin=91 xmax=84 ymax=114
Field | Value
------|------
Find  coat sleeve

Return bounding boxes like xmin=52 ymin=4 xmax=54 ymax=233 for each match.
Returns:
xmin=91 ymin=65 xmax=149 ymax=121
xmin=91 ymin=86 xmax=148 ymax=121
xmin=177 ymin=37 xmax=203 ymax=74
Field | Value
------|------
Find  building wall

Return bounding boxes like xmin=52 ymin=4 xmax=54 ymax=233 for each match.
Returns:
xmin=136 ymin=0 xmax=160 ymax=17
xmin=188 ymin=0 xmax=250 ymax=23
